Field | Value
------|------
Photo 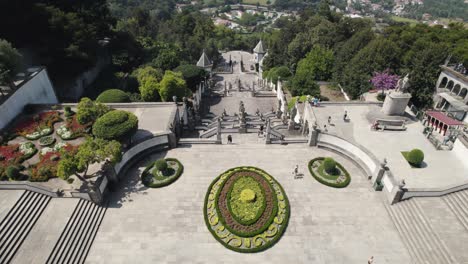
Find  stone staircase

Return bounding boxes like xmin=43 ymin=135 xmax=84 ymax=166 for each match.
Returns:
xmin=46 ymin=199 xmax=107 ymax=264
xmin=384 ymin=198 xmax=458 ymax=264
xmin=442 ymin=190 xmax=468 ymax=231
xmin=0 ymin=191 xmax=51 ymax=263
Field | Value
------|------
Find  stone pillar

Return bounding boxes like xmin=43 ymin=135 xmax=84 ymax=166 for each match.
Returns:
xmin=265 ymin=119 xmax=271 ymax=144
xmin=372 ymin=159 xmax=388 ymax=183
xmin=216 ymin=118 xmax=222 ymax=143
xmin=276 ymin=100 xmax=282 ymax=118
xmin=308 ymin=123 xmax=319 ymax=146
xmin=382 ymin=92 xmax=412 ymax=116
xmin=182 ymin=102 xmax=188 ymax=126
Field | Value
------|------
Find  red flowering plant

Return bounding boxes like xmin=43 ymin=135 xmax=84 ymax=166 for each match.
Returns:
xmin=0 ymin=142 xmax=37 ymax=180
xmin=13 ymin=111 xmax=62 ymax=140
xmin=30 ymin=144 xmax=78 ymax=182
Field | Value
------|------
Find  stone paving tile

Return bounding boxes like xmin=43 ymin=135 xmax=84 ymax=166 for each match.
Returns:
xmin=86 ymin=141 xmax=411 ymax=264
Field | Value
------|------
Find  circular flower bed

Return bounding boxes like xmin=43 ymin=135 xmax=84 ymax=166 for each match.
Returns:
xmin=39 ymin=136 xmax=56 ymax=146
xmin=204 ymin=166 xmax=290 ymax=253
xmin=141 ymin=158 xmax=183 ymax=188
xmin=308 ymin=157 xmax=351 ymax=188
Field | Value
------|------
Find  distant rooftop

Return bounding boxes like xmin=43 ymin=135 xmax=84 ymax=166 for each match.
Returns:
xmin=197 ymin=50 xmax=212 ymax=68
xmin=253 ymin=40 xmax=266 ymax=54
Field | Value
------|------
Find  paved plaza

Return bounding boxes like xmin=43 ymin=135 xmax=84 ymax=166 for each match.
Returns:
xmin=311 ymin=104 xmax=468 ymax=188
xmin=86 ymin=140 xmax=411 ymax=264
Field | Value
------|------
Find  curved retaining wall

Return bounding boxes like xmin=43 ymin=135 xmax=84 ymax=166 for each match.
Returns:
xmin=317 ymin=133 xmax=379 ymax=177
xmin=114 ymin=133 xmax=171 ymax=178
xmin=317 ymin=133 xmax=403 ymax=204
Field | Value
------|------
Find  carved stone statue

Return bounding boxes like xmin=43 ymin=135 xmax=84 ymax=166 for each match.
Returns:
xmin=239 ymin=101 xmax=245 ymax=114
xmin=396 ymin=74 xmax=410 ymax=93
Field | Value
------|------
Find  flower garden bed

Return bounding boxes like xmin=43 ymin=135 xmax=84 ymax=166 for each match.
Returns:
xmin=30 ymin=144 xmax=78 ymax=182
xmin=141 ymin=158 xmax=183 ymax=188
xmin=308 ymin=157 xmax=351 ymax=188
xmin=204 ymin=166 xmax=290 ymax=253
xmin=13 ymin=111 xmax=61 ymax=140
xmin=57 ymin=115 xmax=92 ymax=140
xmin=0 ymin=142 xmax=38 ymax=180
xmin=39 ymin=136 xmax=56 ymax=146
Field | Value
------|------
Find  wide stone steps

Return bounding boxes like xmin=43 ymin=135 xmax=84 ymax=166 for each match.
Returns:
xmin=0 ymin=191 xmax=51 ymax=263
xmin=442 ymin=190 xmax=468 ymax=231
xmin=46 ymin=199 xmax=107 ymax=264
xmin=384 ymin=198 xmax=458 ymax=264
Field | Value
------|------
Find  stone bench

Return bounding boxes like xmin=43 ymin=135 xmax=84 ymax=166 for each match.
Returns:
xmin=374 ymin=119 xmax=407 ymax=131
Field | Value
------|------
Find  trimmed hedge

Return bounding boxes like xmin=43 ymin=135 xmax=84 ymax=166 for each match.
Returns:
xmin=154 ymin=159 xmax=168 ymax=172
xmin=141 ymin=158 xmax=183 ymax=188
xmin=308 ymin=157 xmax=351 ymax=188
xmin=227 ymin=176 xmax=266 ymax=226
xmin=96 ymin=89 xmax=131 ymax=103
xmin=322 ymin=157 xmax=337 ymax=174
xmin=203 ymin=166 xmax=290 ymax=253
xmin=407 ymin=149 xmax=424 ymax=167
xmin=92 ymin=110 xmax=138 ymax=140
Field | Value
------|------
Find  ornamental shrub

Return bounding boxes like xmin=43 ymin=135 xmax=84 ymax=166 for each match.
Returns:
xmin=154 ymin=159 xmax=168 ymax=172
xmin=6 ymin=166 xmax=20 ymax=180
xmin=96 ymin=89 xmax=131 ymax=103
xmin=407 ymin=149 xmax=424 ymax=166
xmin=322 ymin=157 xmax=337 ymax=174
xmin=92 ymin=110 xmax=138 ymax=140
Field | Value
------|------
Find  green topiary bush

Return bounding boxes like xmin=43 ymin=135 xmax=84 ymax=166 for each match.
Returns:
xmin=96 ymin=89 xmax=131 ymax=103
xmin=141 ymin=158 xmax=184 ymax=188
xmin=322 ymin=157 xmax=337 ymax=174
xmin=92 ymin=110 xmax=138 ymax=140
xmin=154 ymin=159 xmax=168 ymax=172
xmin=6 ymin=166 xmax=20 ymax=180
xmin=407 ymin=149 xmax=424 ymax=167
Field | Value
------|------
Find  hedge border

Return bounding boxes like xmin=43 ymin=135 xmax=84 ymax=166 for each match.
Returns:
xmin=308 ymin=157 xmax=351 ymax=188
xmin=141 ymin=158 xmax=183 ymax=188
xmin=203 ymin=166 xmax=290 ymax=253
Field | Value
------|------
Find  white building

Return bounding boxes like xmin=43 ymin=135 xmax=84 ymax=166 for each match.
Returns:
xmin=433 ymin=64 xmax=468 ymax=123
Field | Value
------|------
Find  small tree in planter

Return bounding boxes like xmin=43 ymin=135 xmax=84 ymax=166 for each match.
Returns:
xmin=322 ymin=157 xmax=337 ymax=175
xmin=370 ymin=69 xmax=399 ymax=96
xmin=153 ymin=159 xmax=168 ymax=176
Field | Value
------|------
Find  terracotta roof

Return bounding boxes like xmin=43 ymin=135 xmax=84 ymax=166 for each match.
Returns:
xmin=426 ymin=111 xmax=464 ymax=126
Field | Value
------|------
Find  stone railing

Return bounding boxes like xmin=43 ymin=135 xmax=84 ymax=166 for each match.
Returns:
xmin=0 ymin=182 xmax=93 ymax=202
xmin=317 ymin=133 xmax=403 ymax=204
xmin=401 ymin=180 xmax=468 ymax=200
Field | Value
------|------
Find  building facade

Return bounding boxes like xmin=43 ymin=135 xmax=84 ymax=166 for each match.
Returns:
xmin=433 ymin=65 xmax=468 ymax=123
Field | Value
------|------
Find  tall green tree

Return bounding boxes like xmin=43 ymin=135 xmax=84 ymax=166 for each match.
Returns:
xmin=158 ymin=70 xmax=190 ymax=101
xmin=0 ymin=39 xmax=22 ymax=87
xmin=342 ymin=37 xmax=401 ymax=98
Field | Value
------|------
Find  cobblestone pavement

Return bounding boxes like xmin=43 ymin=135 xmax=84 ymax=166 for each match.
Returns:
xmin=87 ymin=139 xmax=410 ymax=264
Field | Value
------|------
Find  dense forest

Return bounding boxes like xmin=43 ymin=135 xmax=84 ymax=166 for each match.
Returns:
xmin=404 ymin=0 xmax=468 ymax=20
xmin=0 ymin=0 xmax=467 ymax=108
xmin=261 ymin=2 xmax=468 ymax=108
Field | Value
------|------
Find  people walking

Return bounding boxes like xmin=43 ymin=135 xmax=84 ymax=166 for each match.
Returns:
xmin=368 ymin=256 xmax=374 ymax=264
xmin=227 ymin=135 xmax=232 ymax=144
xmin=292 ymin=165 xmax=299 ymax=176
xmin=328 ymin=116 xmax=331 ymax=124
xmin=343 ymin=110 xmax=348 ymax=121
